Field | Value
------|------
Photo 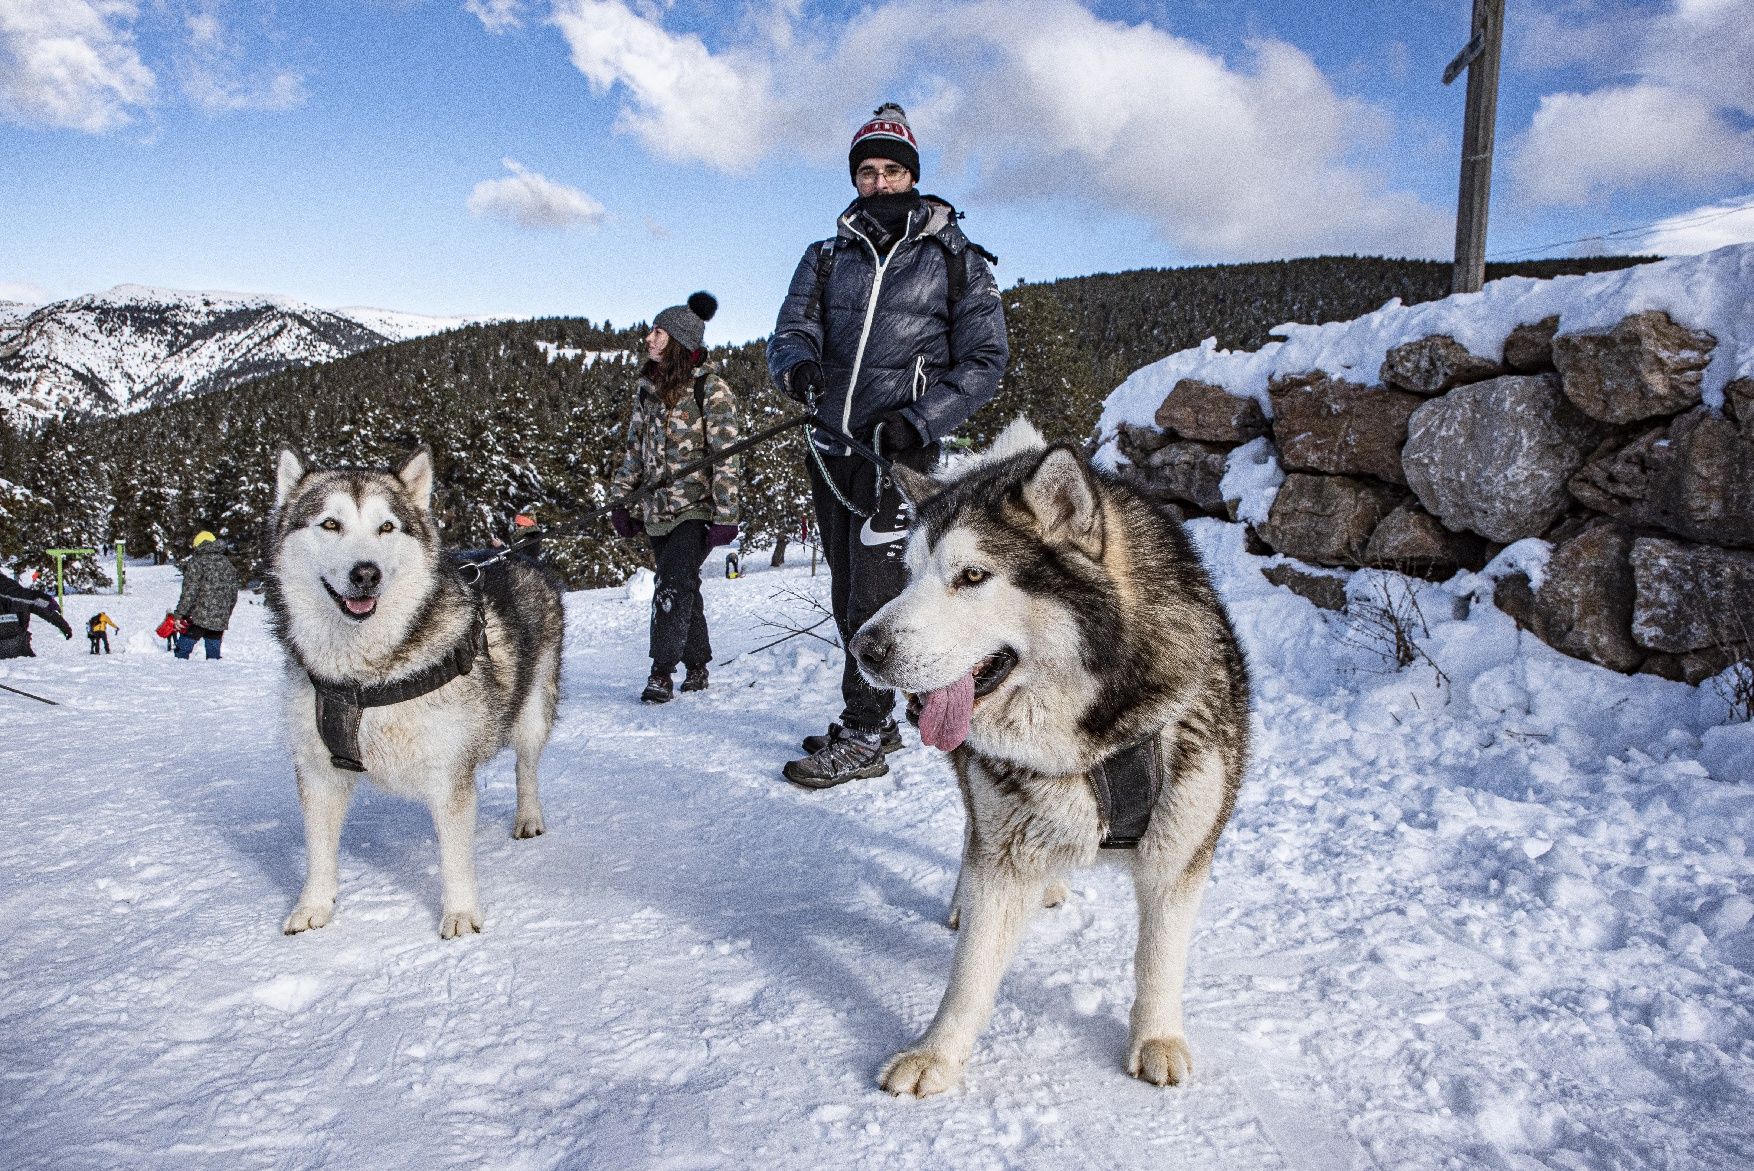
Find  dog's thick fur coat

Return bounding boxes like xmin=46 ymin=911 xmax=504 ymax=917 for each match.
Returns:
xmin=851 ymin=420 xmax=1251 ymax=1094
xmin=265 ymin=448 xmax=564 ymax=938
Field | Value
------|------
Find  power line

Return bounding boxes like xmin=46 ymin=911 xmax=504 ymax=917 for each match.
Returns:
xmin=1488 ymin=196 xmax=1754 ymax=261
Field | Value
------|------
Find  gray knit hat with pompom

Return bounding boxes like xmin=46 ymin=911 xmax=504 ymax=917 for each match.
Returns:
xmin=652 ymin=291 xmax=718 ymax=354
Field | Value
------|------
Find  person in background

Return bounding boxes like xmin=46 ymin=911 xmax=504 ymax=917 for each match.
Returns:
xmin=608 ymin=292 xmax=740 ymax=703
xmin=0 ymin=568 xmax=74 ymax=658
xmin=172 ymin=531 xmax=240 ymax=660
xmin=766 ymin=102 xmax=1008 ymax=789
xmin=87 ymin=611 xmax=120 ymax=654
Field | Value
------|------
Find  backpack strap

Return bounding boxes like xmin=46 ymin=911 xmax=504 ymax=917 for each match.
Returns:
xmin=806 ymin=238 xmax=837 ymax=325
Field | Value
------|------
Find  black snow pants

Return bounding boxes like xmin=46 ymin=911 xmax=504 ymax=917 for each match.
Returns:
xmin=806 ymin=442 xmax=938 ymax=735
xmin=647 ymin=519 xmax=713 ymax=674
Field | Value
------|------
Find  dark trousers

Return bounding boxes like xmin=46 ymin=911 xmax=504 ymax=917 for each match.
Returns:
xmin=806 ymin=443 xmax=937 ymax=734
xmin=89 ymin=633 xmax=110 ymax=654
xmin=647 ymin=520 xmax=712 ymax=674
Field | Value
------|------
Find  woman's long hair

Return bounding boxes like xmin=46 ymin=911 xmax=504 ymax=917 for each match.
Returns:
xmin=642 ymin=334 xmax=695 ymax=405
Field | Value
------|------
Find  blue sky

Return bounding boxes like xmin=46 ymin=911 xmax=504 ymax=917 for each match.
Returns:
xmin=3 ymin=0 xmax=1751 ymax=342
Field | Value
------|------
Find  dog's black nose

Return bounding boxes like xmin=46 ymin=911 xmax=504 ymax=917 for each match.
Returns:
xmin=349 ymin=562 xmax=382 ymax=593
xmin=852 ymin=628 xmax=892 ymax=671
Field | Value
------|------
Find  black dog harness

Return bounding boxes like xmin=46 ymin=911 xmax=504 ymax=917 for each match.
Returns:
xmin=1091 ymin=735 xmax=1164 ymax=850
xmin=309 ymin=609 xmax=488 ymax=773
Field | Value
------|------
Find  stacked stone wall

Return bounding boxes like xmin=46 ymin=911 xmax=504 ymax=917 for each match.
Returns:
xmin=1116 ymin=310 xmax=1753 ymax=682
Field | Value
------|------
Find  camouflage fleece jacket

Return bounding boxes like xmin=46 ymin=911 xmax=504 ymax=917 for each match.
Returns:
xmin=174 ymin=544 xmax=241 ymax=632
xmin=609 ymin=365 xmax=740 ymax=534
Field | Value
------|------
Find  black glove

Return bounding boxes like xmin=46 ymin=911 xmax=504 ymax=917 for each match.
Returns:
xmin=786 ymin=361 xmax=823 ymax=405
xmin=874 ymin=410 xmax=923 ymax=458
xmin=43 ymin=607 xmax=73 ymax=640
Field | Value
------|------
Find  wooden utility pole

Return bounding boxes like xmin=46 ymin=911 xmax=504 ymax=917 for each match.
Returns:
xmin=1444 ymin=0 xmax=1505 ymax=294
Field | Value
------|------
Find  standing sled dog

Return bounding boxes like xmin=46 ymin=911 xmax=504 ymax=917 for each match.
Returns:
xmin=265 ymin=448 xmax=564 ymax=938
xmin=850 ymin=420 xmax=1251 ymax=1095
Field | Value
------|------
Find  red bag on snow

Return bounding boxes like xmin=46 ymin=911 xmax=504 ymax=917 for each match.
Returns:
xmin=155 ymin=613 xmax=182 ymax=639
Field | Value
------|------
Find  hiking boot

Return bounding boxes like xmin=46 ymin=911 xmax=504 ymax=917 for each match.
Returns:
xmin=801 ymin=719 xmax=903 ymax=756
xmin=680 ymin=665 xmax=709 ymax=692
xmin=640 ymin=672 xmax=674 ymax=703
xmin=783 ymin=734 xmax=890 ymax=789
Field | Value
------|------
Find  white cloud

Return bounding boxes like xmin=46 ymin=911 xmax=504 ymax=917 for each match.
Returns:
xmin=549 ymin=0 xmax=774 ymax=171
xmin=538 ymin=0 xmax=1448 ymax=260
xmin=466 ymin=0 xmax=526 ymax=34
xmin=1613 ymin=194 xmax=1754 ymax=256
xmin=0 ymin=0 xmax=155 ymax=131
xmin=178 ymin=3 xmax=306 ymax=113
xmin=468 ymin=158 xmax=607 ymax=230
xmin=1512 ymin=84 xmax=1754 ymax=206
xmin=0 ymin=280 xmax=55 ymax=305
xmin=1510 ymin=2 xmax=1754 ymax=206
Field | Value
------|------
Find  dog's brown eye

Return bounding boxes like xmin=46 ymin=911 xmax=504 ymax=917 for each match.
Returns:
xmin=320 ymin=518 xmax=340 ymax=532
xmin=379 ymin=521 xmax=395 ymax=535
xmin=960 ymin=567 xmax=988 ymax=587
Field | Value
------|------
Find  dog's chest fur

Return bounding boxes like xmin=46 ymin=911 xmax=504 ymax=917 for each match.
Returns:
xmin=955 ymin=750 xmax=1107 ymax=872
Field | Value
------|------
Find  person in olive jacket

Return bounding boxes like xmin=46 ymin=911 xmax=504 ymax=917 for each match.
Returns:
xmin=766 ymin=102 xmax=1008 ymax=790
xmin=172 ymin=531 xmax=240 ymax=660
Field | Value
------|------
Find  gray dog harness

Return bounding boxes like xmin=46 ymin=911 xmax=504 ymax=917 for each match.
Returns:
xmin=1091 ymin=735 xmax=1164 ymax=849
xmin=309 ymin=610 xmax=488 ymax=773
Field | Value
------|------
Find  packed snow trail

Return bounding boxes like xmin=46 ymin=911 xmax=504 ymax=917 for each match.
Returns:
xmin=2 ymin=531 xmax=1750 ymax=1170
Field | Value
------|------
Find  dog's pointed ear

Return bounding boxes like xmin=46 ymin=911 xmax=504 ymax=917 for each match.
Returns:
xmin=274 ymin=448 xmax=306 ymax=507
xmin=1021 ymin=445 xmax=1103 ymax=556
xmin=396 ymin=446 xmax=434 ymax=504
xmin=890 ymin=464 xmax=944 ymax=508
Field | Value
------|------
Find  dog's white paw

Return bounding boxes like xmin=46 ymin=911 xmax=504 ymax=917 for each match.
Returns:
xmin=1127 ymin=1035 xmax=1194 ymax=1086
xmin=513 ymin=813 xmax=545 ymax=839
xmin=282 ymin=902 xmax=334 ymax=934
xmin=1043 ymin=880 xmax=1068 ymax=909
xmin=879 ymin=1047 xmax=964 ymax=1097
xmin=439 ymin=908 xmax=483 ymax=939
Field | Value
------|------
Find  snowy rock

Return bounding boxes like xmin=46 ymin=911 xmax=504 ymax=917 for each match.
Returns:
xmin=1219 ymin=436 xmax=1284 ymax=526
xmin=1402 ymin=374 xmax=1604 ymax=543
xmin=1259 ymin=473 xmax=1406 ymax=567
xmin=1553 ymin=310 xmax=1715 ymax=425
xmin=1526 ymin=524 xmax=1644 ymax=673
xmin=1131 ymin=440 xmax=1231 ymax=515
xmin=1502 ymin=316 xmax=1560 ymax=372
xmin=1629 ymin=537 xmax=1754 ymax=653
xmin=1569 ymin=407 xmax=1754 ymax=549
xmin=1363 ymin=500 xmax=1489 ymax=579
xmin=1261 ymin=562 xmax=1349 ymax=612
xmin=1379 ymin=334 xmax=1504 ymax=395
xmin=1153 ymin=378 xmax=1267 ymax=442
xmin=1114 ymin=421 xmax=1172 ymax=464
xmin=1268 ymin=373 xmax=1423 ymax=485
xmin=1727 ymin=378 xmax=1754 ymax=433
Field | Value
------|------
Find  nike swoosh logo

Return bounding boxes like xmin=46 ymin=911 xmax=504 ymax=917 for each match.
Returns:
xmin=859 ymin=518 xmax=908 ymax=546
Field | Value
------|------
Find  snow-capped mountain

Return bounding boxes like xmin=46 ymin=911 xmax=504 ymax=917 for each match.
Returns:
xmin=0 ymin=285 xmax=477 ymax=422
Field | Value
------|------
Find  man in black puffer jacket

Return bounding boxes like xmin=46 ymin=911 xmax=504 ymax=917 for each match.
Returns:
xmin=768 ymin=102 xmax=1009 ymax=790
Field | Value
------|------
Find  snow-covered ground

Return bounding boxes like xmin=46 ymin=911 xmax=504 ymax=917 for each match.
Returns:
xmin=3 ymin=530 xmax=1750 ymax=1170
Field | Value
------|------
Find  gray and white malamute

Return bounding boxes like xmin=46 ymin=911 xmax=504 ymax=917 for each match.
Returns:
xmin=265 ymin=447 xmax=564 ymax=939
xmin=851 ymin=420 xmax=1251 ymax=1095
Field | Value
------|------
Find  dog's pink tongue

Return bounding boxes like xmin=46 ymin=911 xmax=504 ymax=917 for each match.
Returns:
xmin=918 ymin=671 xmax=976 ymax=751
xmin=345 ymin=597 xmax=377 ymax=616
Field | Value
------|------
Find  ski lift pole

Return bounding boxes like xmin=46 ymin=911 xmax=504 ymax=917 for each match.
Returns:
xmin=45 ymin=547 xmax=97 ymax=606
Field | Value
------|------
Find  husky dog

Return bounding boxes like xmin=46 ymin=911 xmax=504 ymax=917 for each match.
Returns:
xmin=265 ymin=448 xmax=564 ymax=939
xmin=849 ymin=420 xmax=1250 ymax=1095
